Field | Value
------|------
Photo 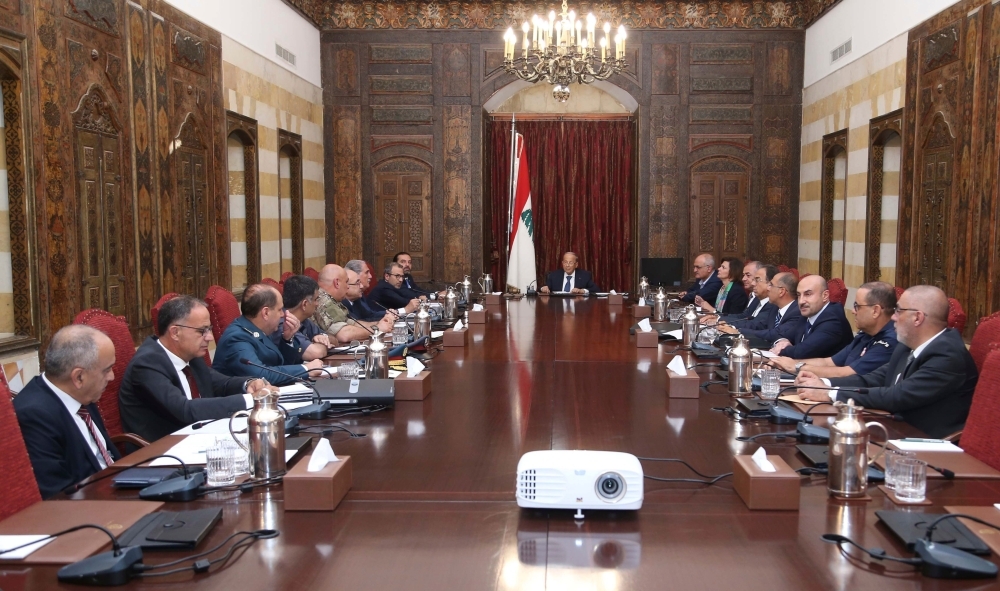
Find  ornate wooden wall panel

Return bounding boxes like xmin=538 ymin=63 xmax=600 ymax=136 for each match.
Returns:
xmin=648 ymin=105 xmax=680 ymax=257
xmin=443 ymin=105 xmax=472 ymax=281
xmin=865 ymin=109 xmax=903 ymax=282
xmin=2 ymin=74 xmax=34 ymax=339
xmin=819 ymin=129 xmax=848 ymax=278
xmin=278 ymin=128 xmax=304 ymax=273
xmin=328 ymin=105 xmax=363 ymax=263
xmin=226 ymin=111 xmax=261 ymax=284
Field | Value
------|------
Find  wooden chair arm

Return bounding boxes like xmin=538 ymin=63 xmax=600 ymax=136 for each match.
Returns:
xmin=111 ymin=433 xmax=150 ymax=448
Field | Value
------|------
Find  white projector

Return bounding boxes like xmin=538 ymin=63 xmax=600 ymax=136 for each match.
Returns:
xmin=515 ymin=450 xmax=643 ymax=515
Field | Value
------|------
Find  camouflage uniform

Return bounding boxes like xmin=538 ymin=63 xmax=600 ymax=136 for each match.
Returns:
xmin=313 ymin=288 xmax=350 ymax=338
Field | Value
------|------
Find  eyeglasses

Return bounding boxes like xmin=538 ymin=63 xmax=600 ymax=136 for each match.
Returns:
xmin=347 ymin=280 xmax=361 ymax=287
xmin=893 ymin=306 xmax=921 ymax=316
xmin=693 ymin=265 xmax=708 ymax=270
xmin=388 ymin=273 xmax=404 ymax=279
xmin=175 ymin=324 xmax=212 ymax=337
xmin=751 ymin=277 xmax=766 ymax=283
xmin=853 ymin=302 xmax=875 ymax=312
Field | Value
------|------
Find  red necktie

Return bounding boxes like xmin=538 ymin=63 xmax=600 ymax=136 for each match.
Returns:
xmin=76 ymin=407 xmax=115 ymax=467
xmin=182 ymin=366 xmax=201 ymax=399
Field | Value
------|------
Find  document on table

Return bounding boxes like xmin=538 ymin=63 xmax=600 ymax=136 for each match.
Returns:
xmin=889 ymin=439 xmax=963 ymax=453
xmin=0 ymin=535 xmax=53 ymax=559
xmin=152 ymin=434 xmax=299 ymax=465
xmin=754 ymin=350 xmax=777 ymax=358
xmin=431 ymin=331 xmax=445 ymax=339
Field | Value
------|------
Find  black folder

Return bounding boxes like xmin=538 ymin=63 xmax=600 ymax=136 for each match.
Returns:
xmin=876 ymin=510 xmax=991 ymax=556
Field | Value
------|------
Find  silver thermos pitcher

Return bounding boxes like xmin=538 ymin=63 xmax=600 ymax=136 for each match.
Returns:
xmin=653 ymin=287 xmax=669 ymax=321
xmin=682 ymin=305 xmax=699 ymax=348
xmin=827 ymin=399 xmax=888 ymax=498
xmin=364 ymin=329 xmax=389 ymax=379
xmin=638 ymin=276 xmax=650 ymax=302
xmin=456 ymin=275 xmax=472 ymax=303
xmin=478 ymin=273 xmax=493 ymax=294
xmin=444 ymin=286 xmax=459 ymax=320
xmin=230 ymin=390 xmax=287 ymax=480
xmin=728 ymin=336 xmax=752 ymax=396
xmin=413 ymin=301 xmax=432 ymax=340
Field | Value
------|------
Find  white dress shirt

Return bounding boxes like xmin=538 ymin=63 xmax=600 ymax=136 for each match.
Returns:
xmin=751 ymin=297 xmax=769 ymax=317
xmin=562 ymin=273 xmax=588 ymax=293
xmin=157 ymin=340 xmax=253 ymax=408
xmin=776 ymin=301 xmax=793 ymax=322
xmin=807 ymin=302 xmax=830 ymax=326
xmin=823 ymin=327 xmax=949 ymax=399
xmin=42 ymin=374 xmax=107 ymax=469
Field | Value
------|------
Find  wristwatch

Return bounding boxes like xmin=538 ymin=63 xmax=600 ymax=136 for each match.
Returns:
xmin=794 ymin=362 xmax=806 ymax=374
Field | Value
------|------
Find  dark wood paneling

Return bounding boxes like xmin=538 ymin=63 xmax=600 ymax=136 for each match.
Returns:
xmin=865 ymin=109 xmax=903 ymax=283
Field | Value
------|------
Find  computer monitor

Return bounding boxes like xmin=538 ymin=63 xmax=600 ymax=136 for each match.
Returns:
xmin=640 ymin=257 xmax=685 ymax=288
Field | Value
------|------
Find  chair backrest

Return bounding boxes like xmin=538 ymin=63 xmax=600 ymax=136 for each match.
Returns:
xmin=205 ymin=285 xmax=241 ymax=343
xmin=947 ymin=297 xmax=968 ymax=333
xmin=827 ymin=278 xmax=848 ymax=305
xmin=280 ymin=271 xmax=294 ymax=283
xmin=151 ymin=292 xmax=181 ymax=337
xmin=787 ymin=268 xmax=800 ymax=281
xmin=959 ymin=349 xmax=1000 ymax=471
xmin=364 ymin=260 xmax=377 ymax=296
xmin=261 ymin=277 xmax=282 ymax=295
xmin=73 ymin=309 xmax=135 ymax=439
xmin=894 ymin=286 xmax=904 ymax=301
xmin=0 ymin=381 xmax=42 ymax=519
xmin=304 ymin=267 xmax=319 ymax=281
xmin=777 ymin=264 xmax=789 ymax=273
xmin=969 ymin=311 xmax=1000 ymax=371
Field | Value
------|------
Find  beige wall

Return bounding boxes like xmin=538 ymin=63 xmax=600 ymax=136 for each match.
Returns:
xmin=799 ymin=32 xmax=907 ymax=307
xmin=221 ymin=35 xmax=325 ymax=284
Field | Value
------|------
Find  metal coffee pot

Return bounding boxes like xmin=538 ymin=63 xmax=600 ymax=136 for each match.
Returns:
xmin=653 ymin=287 xmax=669 ymax=322
xmin=455 ymin=275 xmax=472 ymax=303
xmin=682 ymin=305 xmax=699 ymax=348
xmin=827 ymin=399 xmax=888 ymax=498
xmin=413 ymin=301 xmax=432 ymax=340
xmin=478 ymin=273 xmax=493 ymax=294
xmin=638 ymin=276 xmax=650 ymax=302
xmin=443 ymin=286 xmax=459 ymax=320
xmin=359 ymin=328 xmax=389 ymax=379
xmin=727 ymin=335 xmax=752 ymax=396
xmin=230 ymin=389 xmax=287 ymax=480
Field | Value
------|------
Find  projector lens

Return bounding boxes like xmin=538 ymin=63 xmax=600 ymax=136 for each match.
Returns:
xmin=596 ymin=473 xmax=625 ymax=500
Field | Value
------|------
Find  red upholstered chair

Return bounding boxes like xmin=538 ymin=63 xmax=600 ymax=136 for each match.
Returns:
xmin=0 ymin=381 xmax=41 ymax=520
xmin=827 ymin=278 xmax=848 ymax=305
xmin=364 ymin=260 xmax=377 ymax=296
xmin=152 ymin=292 xmax=212 ymax=366
xmin=777 ymin=264 xmax=790 ymax=274
xmin=800 ymin=273 xmax=812 ymax=279
xmin=947 ymin=297 xmax=967 ymax=333
xmin=304 ymin=267 xmax=319 ymax=281
xmin=894 ymin=286 xmax=904 ymax=301
xmin=280 ymin=271 xmax=294 ymax=283
xmin=970 ymin=311 xmax=1000 ymax=371
xmin=262 ymin=277 xmax=282 ymax=295
xmin=205 ymin=285 xmax=241 ymax=343
xmin=957 ymin=349 xmax=1000 ymax=471
xmin=788 ymin=268 xmax=800 ymax=281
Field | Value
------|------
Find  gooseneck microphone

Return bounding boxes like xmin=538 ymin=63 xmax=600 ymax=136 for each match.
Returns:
xmin=239 ymin=359 xmax=332 ymax=420
xmin=526 ymin=279 xmax=537 ymax=296
xmin=345 ymin=315 xmax=376 ymax=336
xmin=239 ymin=358 xmax=317 ymax=384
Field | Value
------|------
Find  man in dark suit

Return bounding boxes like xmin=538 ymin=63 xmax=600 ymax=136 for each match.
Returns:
xmin=680 ymin=253 xmax=723 ymax=304
xmin=723 ymin=272 xmax=805 ymax=346
xmin=797 ymin=285 xmax=978 ymax=438
xmin=14 ymin=325 xmax=122 ymax=498
xmin=770 ymin=274 xmax=854 ymax=359
xmin=393 ymin=252 xmax=444 ymax=300
xmin=277 ymin=274 xmax=331 ymax=361
xmin=343 ymin=267 xmax=384 ymax=321
xmin=719 ymin=264 xmax=776 ymax=325
xmin=539 ymin=252 xmax=600 ymax=294
xmin=368 ymin=262 xmax=422 ymax=312
xmin=214 ymin=284 xmax=325 ymax=385
xmin=119 ymin=296 xmax=271 ymax=442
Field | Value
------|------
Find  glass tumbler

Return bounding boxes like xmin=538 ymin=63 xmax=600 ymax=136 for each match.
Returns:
xmin=338 ymin=362 xmax=358 ymax=379
xmin=227 ymin=434 xmax=249 ymax=476
xmin=893 ymin=457 xmax=928 ymax=502
xmin=669 ymin=308 xmax=683 ymax=323
xmin=392 ymin=320 xmax=409 ymax=345
xmin=759 ymin=368 xmax=781 ymax=400
xmin=206 ymin=440 xmax=236 ymax=486
xmin=883 ymin=449 xmax=916 ymax=491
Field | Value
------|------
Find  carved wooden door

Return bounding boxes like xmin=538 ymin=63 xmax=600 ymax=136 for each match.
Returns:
xmin=690 ymin=171 xmax=748 ymax=265
xmin=77 ymin=130 xmax=126 ymax=317
xmin=373 ymin=161 xmax=432 ymax=281
xmin=177 ymin=147 xmax=212 ymax=296
xmin=917 ymin=149 xmax=952 ymax=288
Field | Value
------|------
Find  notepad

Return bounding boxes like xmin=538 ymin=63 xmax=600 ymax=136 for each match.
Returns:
xmin=0 ymin=535 xmax=53 ymax=559
xmin=889 ymin=439 xmax=963 ymax=452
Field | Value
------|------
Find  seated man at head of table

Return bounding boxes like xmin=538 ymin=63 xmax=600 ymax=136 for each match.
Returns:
xmin=276 ymin=274 xmax=332 ymax=361
xmin=315 ymin=263 xmax=395 ymax=343
xmin=538 ymin=251 xmax=600 ymax=294
xmin=796 ymin=285 xmax=977 ymax=438
xmin=119 ymin=296 xmax=271 ymax=442
xmin=679 ymin=253 xmax=723 ymax=304
xmin=368 ymin=262 xmax=422 ymax=314
xmin=342 ymin=267 xmax=384 ymax=322
xmin=14 ymin=325 xmax=122 ymax=498
xmin=767 ymin=274 xmax=854 ymax=360
xmin=213 ymin=283 xmax=325 ymax=385
xmin=719 ymin=271 xmax=804 ymax=347
xmin=769 ymin=281 xmax=898 ymax=379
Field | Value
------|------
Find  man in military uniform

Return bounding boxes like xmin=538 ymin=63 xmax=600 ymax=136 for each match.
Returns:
xmin=315 ymin=264 xmax=394 ymax=343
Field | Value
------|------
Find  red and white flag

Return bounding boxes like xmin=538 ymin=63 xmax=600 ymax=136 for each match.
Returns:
xmin=507 ymin=132 xmax=537 ymax=292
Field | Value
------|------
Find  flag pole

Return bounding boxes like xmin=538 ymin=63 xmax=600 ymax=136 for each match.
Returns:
xmin=506 ymin=113 xmax=517 ymax=260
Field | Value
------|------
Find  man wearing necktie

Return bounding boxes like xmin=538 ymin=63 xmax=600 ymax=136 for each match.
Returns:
xmin=721 ymin=272 xmax=804 ymax=347
xmin=539 ymin=252 xmax=600 ymax=294
xmin=768 ymin=274 xmax=853 ymax=359
xmin=796 ymin=285 xmax=978 ymax=438
xmin=14 ymin=325 xmax=122 ymax=498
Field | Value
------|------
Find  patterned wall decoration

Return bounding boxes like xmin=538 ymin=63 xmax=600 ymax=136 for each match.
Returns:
xmin=2 ymin=76 xmax=32 ymax=337
xmin=651 ymin=44 xmax=679 ymax=95
xmin=278 ymin=128 xmax=305 ymax=273
xmin=758 ymin=104 xmax=800 ymax=263
xmin=648 ymin=105 xmax=679 ymax=257
xmin=442 ymin=44 xmax=471 ymax=97
xmin=330 ymin=105 xmax=363 ymax=263
xmin=766 ymin=41 xmax=793 ymax=95
xmin=443 ymin=105 xmax=471 ymax=280
xmin=690 ymin=44 xmax=754 ymax=63
xmin=689 ymin=134 xmax=752 ymax=152
xmin=226 ymin=111 xmax=260 ymax=287
xmin=865 ymin=109 xmax=903 ymax=283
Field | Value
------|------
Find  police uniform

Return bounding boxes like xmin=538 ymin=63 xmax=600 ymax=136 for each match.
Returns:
xmin=829 ymin=321 xmax=898 ymax=376
xmin=313 ymin=288 xmax=350 ymax=337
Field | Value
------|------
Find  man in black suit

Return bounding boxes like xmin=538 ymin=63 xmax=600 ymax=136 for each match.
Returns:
xmin=393 ymin=252 xmax=444 ymax=300
xmin=539 ymin=252 xmax=600 ymax=294
xmin=14 ymin=325 xmax=122 ymax=498
xmin=680 ymin=253 xmax=723 ymax=304
xmin=797 ymin=285 xmax=978 ymax=438
xmin=119 ymin=296 xmax=271 ymax=442
xmin=719 ymin=264 xmax=776 ymax=325
xmin=343 ymin=267 xmax=383 ymax=321
xmin=722 ymin=272 xmax=805 ymax=346
xmin=368 ymin=262 xmax=422 ymax=312
xmin=770 ymin=274 xmax=854 ymax=359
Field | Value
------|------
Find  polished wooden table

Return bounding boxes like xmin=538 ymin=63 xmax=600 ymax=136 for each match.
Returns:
xmin=17 ymin=297 xmax=1000 ymax=589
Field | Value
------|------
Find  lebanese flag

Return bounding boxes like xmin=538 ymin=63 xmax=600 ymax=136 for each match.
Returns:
xmin=507 ymin=133 xmax=537 ymax=293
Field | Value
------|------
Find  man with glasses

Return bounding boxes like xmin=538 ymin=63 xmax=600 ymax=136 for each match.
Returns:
xmin=770 ymin=281 xmax=898 ymax=378
xmin=342 ymin=268 xmax=385 ymax=321
xmin=369 ymin=262 xmax=423 ymax=312
xmin=680 ymin=253 xmax=723 ymax=304
xmin=315 ymin=264 xmax=395 ymax=343
xmin=276 ymin=274 xmax=331 ymax=361
xmin=718 ymin=264 xmax=777 ymax=325
xmin=768 ymin=274 xmax=854 ymax=359
xmin=796 ymin=285 xmax=977 ymax=438
xmin=722 ymin=272 xmax=804 ymax=347
xmin=119 ymin=295 xmax=272 ymax=442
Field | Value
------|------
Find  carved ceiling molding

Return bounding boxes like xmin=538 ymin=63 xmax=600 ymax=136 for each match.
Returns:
xmin=283 ymin=1 xmax=842 ymax=30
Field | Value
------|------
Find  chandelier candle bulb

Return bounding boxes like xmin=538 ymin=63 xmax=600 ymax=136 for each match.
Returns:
xmin=600 ymin=37 xmax=606 ymax=62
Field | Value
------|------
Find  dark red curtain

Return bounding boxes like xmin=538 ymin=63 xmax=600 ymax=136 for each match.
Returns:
xmin=487 ymin=118 xmax=635 ymax=292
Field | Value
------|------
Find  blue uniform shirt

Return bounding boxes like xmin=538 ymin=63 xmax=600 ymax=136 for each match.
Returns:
xmin=830 ymin=321 xmax=898 ymax=376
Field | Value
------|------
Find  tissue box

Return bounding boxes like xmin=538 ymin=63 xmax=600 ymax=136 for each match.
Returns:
xmin=635 ymin=331 xmax=658 ymax=348
xmin=285 ymin=455 xmax=353 ymax=511
xmin=468 ymin=309 xmax=486 ymax=324
xmin=666 ymin=368 xmax=699 ymax=398
xmin=395 ymin=371 xmax=431 ymax=401
xmin=633 ymin=305 xmax=651 ymax=318
xmin=608 ymin=294 xmax=624 ymax=305
xmin=443 ymin=327 xmax=468 ymax=347
xmin=484 ymin=294 xmax=501 ymax=306
xmin=733 ymin=454 xmax=800 ymax=511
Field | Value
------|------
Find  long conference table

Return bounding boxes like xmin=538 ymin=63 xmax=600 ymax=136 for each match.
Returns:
xmin=16 ymin=297 xmax=1000 ymax=589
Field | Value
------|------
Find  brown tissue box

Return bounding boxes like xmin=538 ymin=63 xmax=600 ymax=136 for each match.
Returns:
xmin=633 ymin=305 xmax=651 ymax=318
xmin=608 ymin=294 xmax=624 ymax=305
xmin=285 ymin=455 xmax=353 ymax=511
xmin=468 ymin=309 xmax=486 ymax=324
xmin=636 ymin=330 xmax=658 ymax=348
xmin=484 ymin=294 xmax=502 ymax=306
xmin=443 ymin=327 xmax=468 ymax=347
xmin=395 ymin=370 xmax=431 ymax=401
xmin=665 ymin=367 xmax=699 ymax=398
xmin=733 ymin=454 xmax=800 ymax=511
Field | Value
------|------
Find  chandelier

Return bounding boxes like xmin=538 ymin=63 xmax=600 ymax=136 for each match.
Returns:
xmin=502 ymin=0 xmax=627 ymax=103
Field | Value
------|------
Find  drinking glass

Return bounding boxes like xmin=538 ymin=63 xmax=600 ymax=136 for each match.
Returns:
xmin=338 ymin=362 xmax=359 ymax=379
xmin=669 ymin=308 xmax=683 ymax=323
xmin=698 ymin=326 xmax=718 ymax=344
xmin=893 ymin=457 xmax=927 ymax=502
xmin=392 ymin=320 xmax=409 ymax=345
xmin=883 ymin=449 xmax=915 ymax=491
xmin=227 ymin=434 xmax=249 ymax=475
xmin=206 ymin=440 xmax=236 ymax=486
xmin=759 ymin=368 xmax=781 ymax=400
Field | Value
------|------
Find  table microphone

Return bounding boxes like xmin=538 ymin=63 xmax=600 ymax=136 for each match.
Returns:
xmin=368 ymin=298 xmax=402 ymax=318
xmin=346 ymin=316 xmax=376 ymax=335
xmin=526 ymin=279 xmax=537 ymax=296
xmin=238 ymin=359 xmax=331 ymax=420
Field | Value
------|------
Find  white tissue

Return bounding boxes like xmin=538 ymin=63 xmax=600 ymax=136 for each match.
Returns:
xmin=454 ymin=319 xmax=464 ymax=331
xmin=751 ymin=447 xmax=776 ymax=472
xmin=307 ymin=438 xmax=340 ymax=472
xmin=472 ymin=303 xmax=484 ymax=311
xmin=610 ymin=289 xmax=617 ymax=295
xmin=638 ymin=318 xmax=653 ymax=333
xmin=638 ymin=297 xmax=646 ymax=307
xmin=493 ymin=291 xmax=502 ymax=295
xmin=666 ymin=355 xmax=687 ymax=376
xmin=406 ymin=356 xmax=425 ymax=378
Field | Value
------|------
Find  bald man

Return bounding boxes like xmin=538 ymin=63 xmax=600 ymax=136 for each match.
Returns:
xmin=769 ymin=274 xmax=853 ymax=359
xmin=796 ymin=285 xmax=977 ymax=438
xmin=315 ymin=264 xmax=394 ymax=343
xmin=680 ymin=253 xmax=723 ymax=304
xmin=540 ymin=252 xmax=600 ymax=294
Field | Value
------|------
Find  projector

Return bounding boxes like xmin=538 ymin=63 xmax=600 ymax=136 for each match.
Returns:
xmin=515 ymin=450 xmax=643 ymax=517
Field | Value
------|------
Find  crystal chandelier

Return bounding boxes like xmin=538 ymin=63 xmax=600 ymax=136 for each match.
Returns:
xmin=502 ymin=0 xmax=628 ymax=103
